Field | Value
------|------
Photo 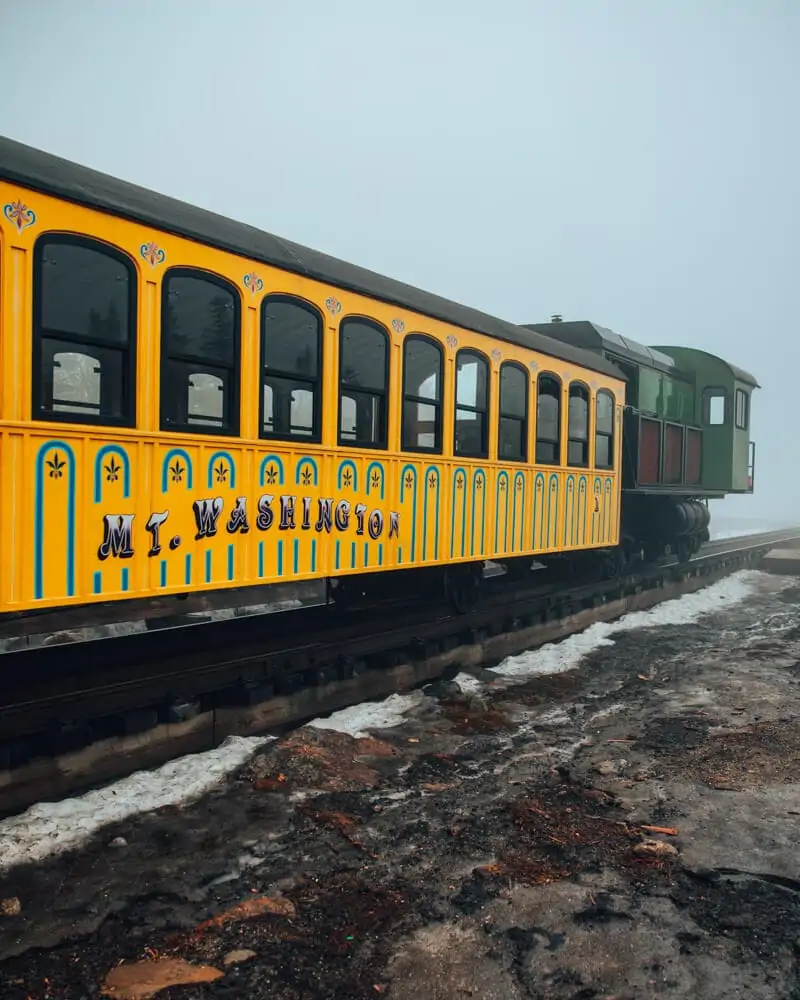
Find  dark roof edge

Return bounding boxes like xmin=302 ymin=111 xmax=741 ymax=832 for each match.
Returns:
xmin=0 ymin=134 xmax=623 ymax=381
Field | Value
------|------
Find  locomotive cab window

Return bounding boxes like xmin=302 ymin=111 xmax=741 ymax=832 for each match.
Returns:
xmin=261 ymin=296 xmax=321 ymax=441
xmin=595 ymin=390 xmax=615 ymax=470
xmin=454 ymin=349 xmax=489 ymax=458
xmin=734 ymin=388 xmax=749 ymax=430
xmin=402 ymin=335 xmax=443 ymax=452
xmin=702 ymin=389 xmax=727 ymax=426
xmin=535 ymin=374 xmax=561 ymax=465
xmin=33 ymin=235 xmax=136 ymax=425
xmin=339 ymin=318 xmax=388 ymax=447
xmin=161 ymin=269 xmax=240 ymax=434
xmin=567 ymin=382 xmax=590 ymax=467
xmin=498 ymin=362 xmax=528 ymax=462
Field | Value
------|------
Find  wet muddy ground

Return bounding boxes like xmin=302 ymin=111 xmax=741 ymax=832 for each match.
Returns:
xmin=1 ymin=573 xmax=800 ymax=999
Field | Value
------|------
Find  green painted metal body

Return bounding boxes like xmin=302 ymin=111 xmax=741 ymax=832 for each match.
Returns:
xmin=653 ymin=347 xmax=757 ymax=494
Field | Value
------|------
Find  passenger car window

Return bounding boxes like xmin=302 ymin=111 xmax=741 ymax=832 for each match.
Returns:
xmin=261 ymin=296 xmax=321 ymax=440
xmin=595 ymin=390 xmax=614 ymax=470
xmin=498 ymin=363 xmax=528 ymax=462
xmin=402 ymin=335 xmax=443 ymax=452
xmin=33 ymin=236 xmax=135 ymax=425
xmin=161 ymin=269 xmax=240 ymax=434
xmin=567 ymin=383 xmax=590 ymax=467
xmin=535 ymin=374 xmax=561 ymax=465
xmin=339 ymin=318 xmax=388 ymax=447
xmin=454 ymin=350 xmax=490 ymax=458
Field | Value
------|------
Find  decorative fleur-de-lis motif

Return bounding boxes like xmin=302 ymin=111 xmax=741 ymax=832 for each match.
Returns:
xmin=4 ymin=199 xmax=36 ymax=232
xmin=243 ymin=271 xmax=264 ymax=295
xmin=301 ymin=469 xmax=313 ymax=486
xmin=456 ymin=474 xmax=464 ymax=490
xmin=551 ymin=479 xmax=558 ymax=491
xmin=370 ymin=471 xmax=381 ymax=490
xmin=491 ymin=349 xmax=502 ymax=363
xmin=391 ymin=318 xmax=405 ymax=334
xmin=529 ymin=360 xmax=539 ymax=372
xmin=499 ymin=478 xmax=507 ymax=492
xmin=46 ymin=453 xmax=65 ymax=479
xmin=325 ymin=296 xmax=342 ymax=316
xmin=428 ymin=473 xmax=437 ymax=489
xmin=265 ymin=465 xmax=278 ymax=485
xmin=404 ymin=472 xmax=414 ymax=490
xmin=343 ymin=469 xmax=353 ymax=488
xmin=215 ymin=462 xmax=228 ymax=483
xmin=170 ymin=460 xmax=184 ymax=483
xmin=105 ymin=456 xmax=121 ymax=482
xmin=446 ymin=335 xmax=458 ymax=349
xmin=140 ymin=240 xmax=166 ymax=268
xmin=475 ymin=476 xmax=483 ymax=491
xmin=536 ymin=478 xmax=543 ymax=490
xmin=515 ymin=478 xmax=523 ymax=492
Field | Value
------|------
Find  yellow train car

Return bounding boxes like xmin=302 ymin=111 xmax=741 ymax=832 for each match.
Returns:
xmin=0 ymin=134 xmax=625 ymax=635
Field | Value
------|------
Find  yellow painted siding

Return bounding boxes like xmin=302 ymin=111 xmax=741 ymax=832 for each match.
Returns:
xmin=0 ymin=181 xmax=625 ymax=613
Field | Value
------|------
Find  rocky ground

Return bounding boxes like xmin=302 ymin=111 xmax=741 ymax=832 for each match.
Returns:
xmin=1 ymin=570 xmax=800 ymax=999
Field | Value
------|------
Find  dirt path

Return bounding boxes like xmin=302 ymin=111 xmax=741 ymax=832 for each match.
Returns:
xmin=1 ymin=572 xmax=799 ymax=999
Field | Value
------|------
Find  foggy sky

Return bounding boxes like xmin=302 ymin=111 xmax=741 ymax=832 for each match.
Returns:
xmin=0 ymin=0 xmax=796 ymax=520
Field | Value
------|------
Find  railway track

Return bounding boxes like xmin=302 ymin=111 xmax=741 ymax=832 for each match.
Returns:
xmin=1 ymin=529 xmax=797 ymax=817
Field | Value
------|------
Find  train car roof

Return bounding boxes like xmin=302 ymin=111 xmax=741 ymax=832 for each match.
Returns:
xmin=0 ymin=134 xmax=623 ymax=381
xmin=525 ymin=320 xmax=688 ymax=379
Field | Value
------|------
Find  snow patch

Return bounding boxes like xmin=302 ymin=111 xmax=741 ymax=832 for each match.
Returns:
xmin=0 ymin=735 xmax=270 ymax=872
xmin=307 ymin=691 xmax=426 ymax=738
xmin=491 ymin=570 xmax=761 ymax=683
xmin=452 ymin=673 xmax=484 ymax=695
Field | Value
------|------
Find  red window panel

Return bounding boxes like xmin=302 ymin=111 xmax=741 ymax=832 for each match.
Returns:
xmin=638 ymin=418 xmax=661 ymax=484
xmin=686 ymin=428 xmax=702 ymax=484
xmin=664 ymin=424 xmax=684 ymax=484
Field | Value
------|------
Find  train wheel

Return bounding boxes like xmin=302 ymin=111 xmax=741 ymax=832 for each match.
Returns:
xmin=444 ymin=564 xmax=484 ymax=615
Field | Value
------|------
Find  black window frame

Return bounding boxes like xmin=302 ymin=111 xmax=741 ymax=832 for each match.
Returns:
xmin=454 ymin=348 xmax=490 ymax=459
xmin=259 ymin=294 xmax=323 ymax=444
xmin=595 ymin=389 xmax=615 ymax=470
xmin=160 ymin=266 xmax=241 ymax=437
xmin=338 ymin=316 xmax=390 ymax=450
xmin=567 ymin=381 xmax=591 ymax=468
xmin=401 ymin=333 xmax=444 ymax=454
xmin=498 ymin=361 xmax=529 ymax=463
xmin=535 ymin=372 xmax=562 ymax=466
xmin=32 ymin=232 xmax=137 ymax=428
xmin=734 ymin=387 xmax=749 ymax=431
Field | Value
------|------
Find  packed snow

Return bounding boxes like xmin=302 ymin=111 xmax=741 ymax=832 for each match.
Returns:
xmin=307 ymin=691 xmax=427 ymax=738
xmin=0 ymin=735 xmax=270 ymax=871
xmin=490 ymin=569 xmax=760 ymax=681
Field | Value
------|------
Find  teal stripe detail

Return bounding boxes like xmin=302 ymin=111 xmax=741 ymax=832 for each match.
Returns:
xmin=364 ymin=542 xmax=369 ymax=567
xmin=293 ymin=538 xmax=299 ymax=574
xmin=205 ymin=549 xmax=212 ymax=582
xmin=278 ymin=540 xmax=284 ymax=576
xmin=351 ymin=541 xmax=356 ymax=568
xmin=335 ymin=540 xmax=340 ymax=570
xmin=378 ymin=543 xmax=383 ymax=566
xmin=258 ymin=541 xmax=264 ymax=578
xmin=311 ymin=539 xmax=317 ymax=573
xmin=121 ymin=567 xmax=129 ymax=592
xmin=93 ymin=571 xmax=102 ymax=594
xmin=185 ymin=554 xmax=192 ymax=585
xmin=160 ymin=560 xmax=167 ymax=587
xmin=227 ymin=544 xmax=234 ymax=581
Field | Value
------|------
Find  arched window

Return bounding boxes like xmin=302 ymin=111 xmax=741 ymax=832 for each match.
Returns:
xmin=454 ymin=349 xmax=489 ymax=458
xmin=33 ymin=235 xmax=136 ymax=425
xmin=595 ymin=390 xmax=615 ymax=470
xmin=567 ymin=382 xmax=590 ymax=466
xmin=161 ymin=268 xmax=240 ymax=434
xmin=535 ymin=374 xmax=561 ymax=464
xmin=498 ymin=363 xmax=528 ymax=462
xmin=339 ymin=318 xmax=388 ymax=447
xmin=402 ymin=335 xmax=443 ymax=452
xmin=260 ymin=296 xmax=322 ymax=441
